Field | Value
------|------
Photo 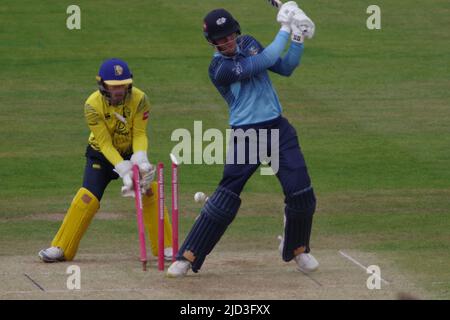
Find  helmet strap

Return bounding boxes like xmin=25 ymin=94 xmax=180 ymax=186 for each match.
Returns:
xmin=98 ymin=80 xmax=131 ymax=106
xmin=209 ymin=34 xmax=242 ymax=56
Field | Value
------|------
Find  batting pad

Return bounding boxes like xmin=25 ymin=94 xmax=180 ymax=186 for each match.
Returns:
xmin=177 ymin=187 xmax=241 ymax=272
xmin=282 ymin=186 xmax=316 ymax=262
xmin=51 ymin=187 xmax=100 ymax=261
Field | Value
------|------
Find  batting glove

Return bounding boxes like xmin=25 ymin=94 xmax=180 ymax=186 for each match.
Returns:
xmin=291 ymin=8 xmax=315 ymax=41
xmin=277 ymin=1 xmax=299 ymax=33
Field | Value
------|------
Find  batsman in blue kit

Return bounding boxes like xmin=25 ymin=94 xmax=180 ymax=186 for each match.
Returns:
xmin=168 ymin=1 xmax=319 ymax=277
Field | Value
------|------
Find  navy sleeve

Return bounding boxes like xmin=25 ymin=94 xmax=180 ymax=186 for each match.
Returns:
xmin=210 ymin=31 xmax=290 ymax=86
xmin=269 ymin=42 xmax=304 ymax=76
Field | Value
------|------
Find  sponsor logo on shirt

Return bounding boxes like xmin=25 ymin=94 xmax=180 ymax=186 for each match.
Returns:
xmin=249 ymin=46 xmax=259 ymax=55
xmin=232 ymin=62 xmax=243 ymax=75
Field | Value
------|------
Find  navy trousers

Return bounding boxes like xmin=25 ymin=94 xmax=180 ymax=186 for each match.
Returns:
xmin=219 ymin=116 xmax=312 ymax=196
xmin=82 ymin=146 xmax=131 ymax=201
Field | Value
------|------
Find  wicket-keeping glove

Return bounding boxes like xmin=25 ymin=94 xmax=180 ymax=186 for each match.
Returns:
xmin=114 ymin=160 xmax=133 ymax=191
xmin=131 ymin=151 xmax=155 ymax=192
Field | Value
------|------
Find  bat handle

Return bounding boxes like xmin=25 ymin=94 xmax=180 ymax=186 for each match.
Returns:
xmin=268 ymin=0 xmax=283 ymax=9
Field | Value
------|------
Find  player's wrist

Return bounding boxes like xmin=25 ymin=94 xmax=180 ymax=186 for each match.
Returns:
xmin=280 ymin=24 xmax=291 ymax=33
xmin=131 ymin=151 xmax=149 ymax=166
xmin=114 ymin=160 xmax=132 ymax=177
xmin=291 ymin=33 xmax=304 ymax=44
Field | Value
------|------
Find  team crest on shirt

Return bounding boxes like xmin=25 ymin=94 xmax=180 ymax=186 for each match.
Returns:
xmin=232 ymin=62 xmax=243 ymax=75
xmin=248 ymin=46 xmax=259 ymax=55
xmin=114 ymin=65 xmax=123 ymax=76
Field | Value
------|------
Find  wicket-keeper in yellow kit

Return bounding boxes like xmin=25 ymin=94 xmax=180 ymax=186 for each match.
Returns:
xmin=39 ymin=58 xmax=173 ymax=262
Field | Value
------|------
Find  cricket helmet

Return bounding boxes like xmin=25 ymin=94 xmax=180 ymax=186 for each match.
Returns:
xmin=203 ymin=9 xmax=241 ymax=43
xmin=96 ymin=58 xmax=133 ymax=104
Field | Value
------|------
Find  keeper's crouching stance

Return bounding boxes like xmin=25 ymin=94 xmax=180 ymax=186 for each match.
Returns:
xmin=39 ymin=58 xmax=173 ymax=262
xmin=168 ymin=3 xmax=318 ymax=277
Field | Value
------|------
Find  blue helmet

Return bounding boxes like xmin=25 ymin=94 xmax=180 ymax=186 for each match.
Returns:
xmin=96 ymin=58 xmax=133 ymax=104
xmin=203 ymin=9 xmax=241 ymax=43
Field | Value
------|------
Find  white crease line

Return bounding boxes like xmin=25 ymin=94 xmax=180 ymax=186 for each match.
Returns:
xmin=4 ymin=282 xmax=401 ymax=296
xmin=432 ymin=281 xmax=450 ymax=285
xmin=1 ymin=290 xmax=35 ymax=294
xmin=338 ymin=250 xmax=390 ymax=285
xmin=1 ymin=288 xmax=167 ymax=295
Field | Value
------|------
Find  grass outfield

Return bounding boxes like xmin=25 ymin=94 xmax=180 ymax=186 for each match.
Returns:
xmin=0 ymin=0 xmax=449 ymax=299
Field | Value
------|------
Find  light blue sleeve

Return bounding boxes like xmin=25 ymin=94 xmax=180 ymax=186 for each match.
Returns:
xmin=269 ymin=42 xmax=304 ymax=76
xmin=211 ymin=30 xmax=290 ymax=86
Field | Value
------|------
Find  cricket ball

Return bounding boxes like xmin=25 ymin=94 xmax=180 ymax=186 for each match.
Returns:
xmin=194 ymin=192 xmax=207 ymax=203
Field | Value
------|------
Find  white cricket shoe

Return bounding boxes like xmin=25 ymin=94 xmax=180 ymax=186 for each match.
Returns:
xmin=294 ymin=252 xmax=319 ymax=273
xmin=166 ymin=260 xmax=191 ymax=278
xmin=164 ymin=247 xmax=173 ymax=262
xmin=277 ymin=235 xmax=319 ymax=273
xmin=38 ymin=247 xmax=65 ymax=263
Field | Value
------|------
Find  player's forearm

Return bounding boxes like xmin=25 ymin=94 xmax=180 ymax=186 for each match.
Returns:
xmin=260 ymin=30 xmax=290 ymax=66
xmin=132 ymin=108 xmax=149 ymax=153
xmin=132 ymin=131 xmax=148 ymax=153
xmin=86 ymin=118 xmax=124 ymax=166
xmin=99 ymin=144 xmax=124 ymax=166
xmin=212 ymin=31 xmax=290 ymax=86
xmin=271 ymin=42 xmax=304 ymax=76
